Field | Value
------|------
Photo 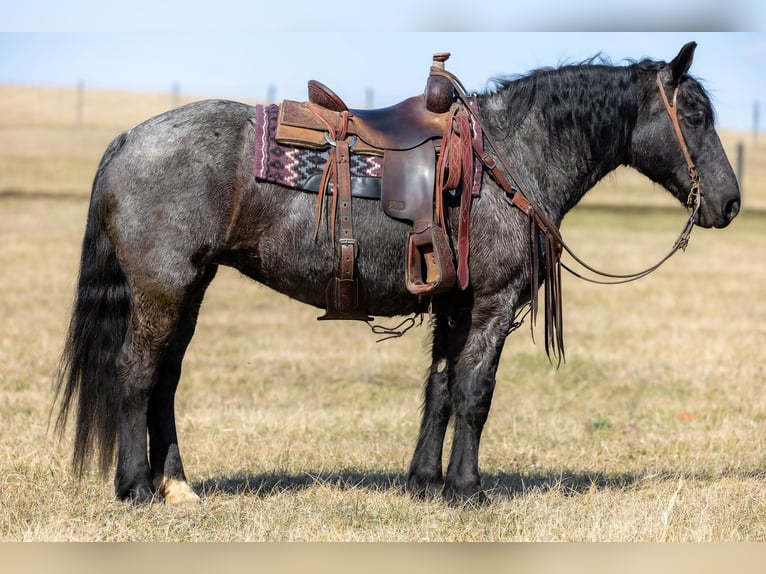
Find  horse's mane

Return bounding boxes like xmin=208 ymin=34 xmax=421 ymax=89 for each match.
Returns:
xmin=484 ymin=54 xmax=624 ymax=93
xmin=477 ymin=56 xmax=647 ymax=158
xmin=481 ymin=54 xmax=715 ymax=127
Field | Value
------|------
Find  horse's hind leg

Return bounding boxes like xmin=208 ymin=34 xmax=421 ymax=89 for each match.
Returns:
xmin=114 ymin=294 xmax=179 ymax=503
xmin=114 ymin=266 xmax=210 ymax=503
xmin=148 ymin=266 xmax=218 ymax=504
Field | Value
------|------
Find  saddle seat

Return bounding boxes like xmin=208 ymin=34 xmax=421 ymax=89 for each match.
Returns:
xmin=306 ymin=80 xmax=449 ymax=152
xmin=278 ymin=88 xmax=450 ymax=155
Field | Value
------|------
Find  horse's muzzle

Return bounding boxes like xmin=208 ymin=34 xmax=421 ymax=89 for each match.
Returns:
xmin=696 ymin=194 xmax=740 ymax=229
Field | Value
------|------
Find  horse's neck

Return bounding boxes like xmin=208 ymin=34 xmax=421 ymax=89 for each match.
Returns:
xmin=478 ymin=66 xmax=637 ymax=223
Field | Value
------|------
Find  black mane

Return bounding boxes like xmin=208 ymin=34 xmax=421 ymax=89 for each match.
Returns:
xmin=480 ymin=58 xmax=643 ymax=138
xmin=484 ymin=53 xmax=627 ymax=93
xmin=476 ymin=58 xmax=652 ymax=214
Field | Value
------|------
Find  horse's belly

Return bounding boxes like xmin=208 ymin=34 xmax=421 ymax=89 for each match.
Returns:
xmin=225 ymin=195 xmax=423 ymax=317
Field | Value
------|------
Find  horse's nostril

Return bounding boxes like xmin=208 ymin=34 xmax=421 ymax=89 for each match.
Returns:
xmin=725 ymin=198 xmax=741 ymax=222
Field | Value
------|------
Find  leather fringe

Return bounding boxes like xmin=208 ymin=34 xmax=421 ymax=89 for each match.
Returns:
xmin=528 ymin=218 xmax=565 ymax=366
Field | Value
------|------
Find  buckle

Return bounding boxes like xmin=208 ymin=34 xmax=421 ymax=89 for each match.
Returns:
xmin=324 ymin=133 xmax=358 ymax=148
xmin=338 ymin=237 xmax=358 ymax=258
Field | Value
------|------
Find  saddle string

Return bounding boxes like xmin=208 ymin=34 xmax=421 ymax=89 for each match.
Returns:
xmin=368 ymin=314 xmax=424 ymax=342
xmin=434 ymin=107 xmax=459 ymax=229
xmin=307 ymin=102 xmax=351 ymax=243
xmin=434 ymin=107 xmax=475 ymax=288
xmin=455 ymin=111 xmax=476 ymax=290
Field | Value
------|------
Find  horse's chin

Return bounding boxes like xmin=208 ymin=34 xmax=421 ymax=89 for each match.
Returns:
xmin=693 ymin=207 xmax=716 ymax=229
xmin=694 ymin=197 xmax=734 ymax=229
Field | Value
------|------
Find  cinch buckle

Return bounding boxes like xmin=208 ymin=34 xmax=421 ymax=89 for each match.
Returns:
xmin=324 ymin=133 xmax=358 ymax=148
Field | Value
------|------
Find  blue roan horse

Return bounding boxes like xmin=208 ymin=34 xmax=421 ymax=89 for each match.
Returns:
xmin=54 ymin=42 xmax=739 ymax=504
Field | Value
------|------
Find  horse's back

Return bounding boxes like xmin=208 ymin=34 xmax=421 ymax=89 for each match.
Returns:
xmin=103 ymin=98 xmax=255 ymax=187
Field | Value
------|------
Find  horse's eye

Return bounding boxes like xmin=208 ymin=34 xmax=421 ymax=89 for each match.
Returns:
xmin=685 ymin=111 xmax=706 ymax=128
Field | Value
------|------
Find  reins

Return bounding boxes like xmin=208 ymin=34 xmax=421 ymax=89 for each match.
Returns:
xmin=557 ymin=74 xmax=701 ymax=285
xmin=431 ymin=66 xmax=703 ymax=362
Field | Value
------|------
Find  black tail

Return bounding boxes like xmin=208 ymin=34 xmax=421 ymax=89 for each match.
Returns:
xmin=53 ymin=134 xmax=131 ymax=476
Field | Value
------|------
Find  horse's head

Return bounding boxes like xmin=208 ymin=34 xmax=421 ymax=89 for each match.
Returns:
xmin=630 ymin=42 xmax=740 ymax=229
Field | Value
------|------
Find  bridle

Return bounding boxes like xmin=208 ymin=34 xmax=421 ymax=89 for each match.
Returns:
xmin=429 ymin=66 xmax=704 ymax=361
xmin=655 ymin=73 xmax=702 ymax=240
xmin=551 ymin=73 xmax=703 ymax=285
xmin=656 ymin=73 xmax=702 ymax=209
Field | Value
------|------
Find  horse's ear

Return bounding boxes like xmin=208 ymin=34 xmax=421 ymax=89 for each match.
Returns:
xmin=668 ymin=41 xmax=697 ymax=84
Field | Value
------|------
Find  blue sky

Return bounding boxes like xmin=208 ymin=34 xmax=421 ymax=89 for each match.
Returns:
xmin=1 ymin=6 xmax=764 ymax=132
xmin=1 ymin=1 xmax=763 ymax=32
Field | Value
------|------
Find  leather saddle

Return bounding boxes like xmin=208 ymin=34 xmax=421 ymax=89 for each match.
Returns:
xmin=280 ymin=84 xmax=448 ymax=153
xmin=275 ymin=53 xmax=471 ymax=321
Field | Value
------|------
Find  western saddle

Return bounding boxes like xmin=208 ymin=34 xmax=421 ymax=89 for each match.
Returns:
xmin=275 ymin=53 xmax=476 ymax=321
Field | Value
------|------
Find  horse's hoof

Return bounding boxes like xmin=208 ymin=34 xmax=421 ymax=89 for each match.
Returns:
xmin=157 ymin=477 xmax=201 ymax=505
xmin=405 ymin=472 xmax=444 ymax=500
xmin=443 ymin=483 xmax=489 ymax=508
xmin=122 ymin=484 xmax=154 ymax=505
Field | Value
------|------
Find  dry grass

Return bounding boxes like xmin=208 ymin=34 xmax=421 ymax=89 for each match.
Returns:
xmin=1 ymin=85 xmax=765 ymax=541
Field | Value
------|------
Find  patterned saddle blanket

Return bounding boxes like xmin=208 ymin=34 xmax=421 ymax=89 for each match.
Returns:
xmin=253 ymin=104 xmax=383 ymax=199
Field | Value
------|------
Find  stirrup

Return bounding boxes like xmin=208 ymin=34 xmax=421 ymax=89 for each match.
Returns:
xmin=405 ymin=224 xmax=456 ymax=296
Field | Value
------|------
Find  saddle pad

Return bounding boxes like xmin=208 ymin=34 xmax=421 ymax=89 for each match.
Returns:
xmin=253 ymin=104 xmax=382 ymax=193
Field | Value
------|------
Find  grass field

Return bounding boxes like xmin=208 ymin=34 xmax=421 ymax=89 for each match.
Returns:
xmin=1 ymin=84 xmax=765 ymax=541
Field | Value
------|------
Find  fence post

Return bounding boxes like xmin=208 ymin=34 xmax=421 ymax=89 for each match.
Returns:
xmin=172 ymin=83 xmax=181 ymax=108
xmin=76 ymin=80 xmax=84 ymax=128
xmin=736 ymin=142 xmax=744 ymax=193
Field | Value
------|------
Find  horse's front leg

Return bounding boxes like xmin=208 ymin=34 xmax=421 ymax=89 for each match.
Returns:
xmin=406 ymin=312 xmax=455 ymax=498
xmin=443 ymin=294 xmax=516 ymax=505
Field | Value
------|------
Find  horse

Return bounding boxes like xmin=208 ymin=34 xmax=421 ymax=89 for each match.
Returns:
xmin=53 ymin=42 xmax=740 ymax=505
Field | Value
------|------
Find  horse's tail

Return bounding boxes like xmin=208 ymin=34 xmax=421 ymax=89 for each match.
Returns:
xmin=52 ymin=133 xmax=131 ymax=477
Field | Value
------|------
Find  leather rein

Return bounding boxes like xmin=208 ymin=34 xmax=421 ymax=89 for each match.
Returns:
xmin=431 ymin=68 xmax=702 ymax=361
xmin=556 ymin=74 xmax=701 ymax=285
